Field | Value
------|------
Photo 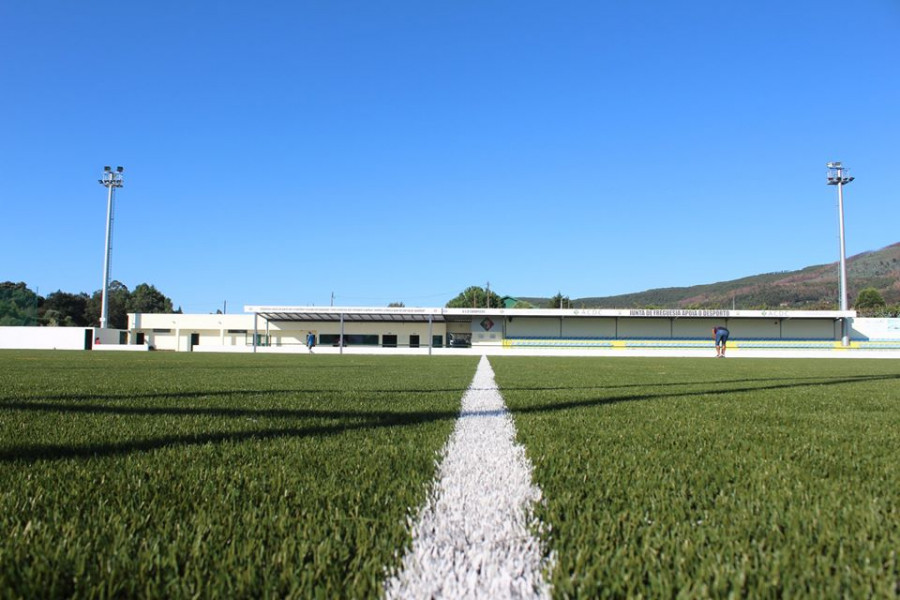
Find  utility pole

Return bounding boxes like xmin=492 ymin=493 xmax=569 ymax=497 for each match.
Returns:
xmin=98 ymin=166 xmax=124 ymax=329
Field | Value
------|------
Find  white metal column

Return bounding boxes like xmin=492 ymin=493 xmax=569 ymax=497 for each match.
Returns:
xmin=428 ymin=315 xmax=433 ymax=356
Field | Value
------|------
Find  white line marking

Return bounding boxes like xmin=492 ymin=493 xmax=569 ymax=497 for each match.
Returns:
xmin=384 ymin=356 xmax=553 ymax=599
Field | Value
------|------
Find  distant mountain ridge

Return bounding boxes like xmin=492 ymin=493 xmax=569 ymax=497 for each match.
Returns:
xmin=523 ymin=242 xmax=900 ymax=310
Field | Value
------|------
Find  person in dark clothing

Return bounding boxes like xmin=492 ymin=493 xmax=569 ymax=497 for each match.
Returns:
xmin=712 ymin=326 xmax=729 ymax=357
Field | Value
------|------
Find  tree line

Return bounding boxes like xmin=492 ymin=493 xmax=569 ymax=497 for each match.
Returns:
xmin=0 ymin=281 xmax=178 ymax=329
xmin=5 ymin=281 xmax=894 ymax=329
xmin=444 ymin=286 xmax=572 ymax=309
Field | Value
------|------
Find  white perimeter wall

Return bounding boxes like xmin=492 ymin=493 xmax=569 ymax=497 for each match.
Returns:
xmin=0 ymin=327 xmax=88 ymax=350
xmin=0 ymin=327 xmax=128 ymax=349
xmin=0 ymin=327 xmax=129 ymax=350
xmin=850 ymin=317 xmax=900 ymax=340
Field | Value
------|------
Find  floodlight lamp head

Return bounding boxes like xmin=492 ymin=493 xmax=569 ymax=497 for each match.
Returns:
xmin=104 ymin=166 xmax=111 ymax=172
xmin=826 ymin=161 xmax=842 ymax=169
xmin=116 ymin=166 xmax=124 ymax=173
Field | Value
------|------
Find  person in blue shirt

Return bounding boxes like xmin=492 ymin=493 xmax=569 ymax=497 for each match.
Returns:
xmin=306 ymin=331 xmax=316 ymax=353
xmin=712 ymin=326 xmax=729 ymax=357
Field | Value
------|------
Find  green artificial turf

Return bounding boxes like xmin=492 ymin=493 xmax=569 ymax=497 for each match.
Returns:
xmin=0 ymin=351 xmax=477 ymax=598
xmin=491 ymin=357 xmax=900 ymax=598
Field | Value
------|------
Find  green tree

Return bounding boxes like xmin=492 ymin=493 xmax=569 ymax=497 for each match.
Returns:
xmin=128 ymin=283 xmax=175 ymax=314
xmin=855 ymin=287 xmax=886 ymax=317
xmin=85 ymin=281 xmax=131 ymax=329
xmin=0 ymin=281 xmax=39 ymax=326
xmin=39 ymin=291 xmax=90 ymax=326
xmin=547 ymin=292 xmax=572 ymax=309
xmin=446 ymin=286 xmax=502 ymax=309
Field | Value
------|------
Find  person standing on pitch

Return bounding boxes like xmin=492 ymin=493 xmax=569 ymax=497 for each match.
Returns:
xmin=712 ymin=326 xmax=729 ymax=357
xmin=306 ymin=331 xmax=315 ymax=353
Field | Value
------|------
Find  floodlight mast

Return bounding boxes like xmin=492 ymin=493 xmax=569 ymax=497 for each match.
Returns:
xmin=826 ymin=161 xmax=853 ymax=346
xmin=98 ymin=166 xmax=125 ymax=329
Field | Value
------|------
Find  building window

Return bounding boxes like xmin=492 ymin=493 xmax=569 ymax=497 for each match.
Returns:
xmin=320 ymin=334 xmax=379 ymax=346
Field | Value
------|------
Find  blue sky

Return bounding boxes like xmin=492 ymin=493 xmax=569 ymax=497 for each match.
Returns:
xmin=2 ymin=1 xmax=898 ymax=312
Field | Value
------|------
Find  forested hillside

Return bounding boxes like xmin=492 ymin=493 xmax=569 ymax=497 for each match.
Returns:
xmin=528 ymin=242 xmax=900 ymax=313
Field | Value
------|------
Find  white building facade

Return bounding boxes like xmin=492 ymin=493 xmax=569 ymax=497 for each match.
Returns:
xmin=123 ymin=306 xmax=900 ymax=354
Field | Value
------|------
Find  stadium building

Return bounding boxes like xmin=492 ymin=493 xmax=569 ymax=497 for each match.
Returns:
xmin=3 ymin=305 xmax=900 ymax=354
xmin=124 ymin=305 xmax=900 ymax=354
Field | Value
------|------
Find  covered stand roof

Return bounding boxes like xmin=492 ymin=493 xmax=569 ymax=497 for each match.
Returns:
xmin=251 ymin=310 xmax=448 ymax=323
xmin=245 ymin=306 xmax=455 ymax=323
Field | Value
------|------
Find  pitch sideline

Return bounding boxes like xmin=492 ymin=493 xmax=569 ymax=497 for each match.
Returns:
xmin=384 ymin=355 xmax=553 ymax=599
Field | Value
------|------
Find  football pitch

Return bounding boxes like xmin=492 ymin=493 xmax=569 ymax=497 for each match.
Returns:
xmin=1 ymin=351 xmax=898 ymax=598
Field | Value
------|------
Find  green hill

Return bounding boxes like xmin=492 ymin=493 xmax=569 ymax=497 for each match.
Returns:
xmin=526 ymin=242 xmax=900 ymax=310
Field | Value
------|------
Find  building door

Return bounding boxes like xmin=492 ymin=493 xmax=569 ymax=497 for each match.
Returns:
xmin=382 ymin=334 xmax=398 ymax=348
xmin=410 ymin=335 xmax=420 ymax=348
xmin=190 ymin=333 xmax=200 ymax=349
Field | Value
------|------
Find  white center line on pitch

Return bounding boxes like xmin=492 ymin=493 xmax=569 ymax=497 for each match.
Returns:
xmin=384 ymin=355 xmax=553 ymax=599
